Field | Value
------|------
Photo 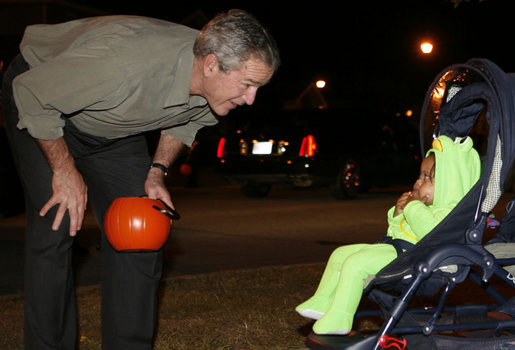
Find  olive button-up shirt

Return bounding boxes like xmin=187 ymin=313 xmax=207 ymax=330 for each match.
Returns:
xmin=13 ymin=15 xmax=218 ymax=146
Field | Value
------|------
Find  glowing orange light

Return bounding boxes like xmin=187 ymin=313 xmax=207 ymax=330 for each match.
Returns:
xmin=420 ymin=42 xmax=433 ymax=54
xmin=316 ymin=80 xmax=326 ymax=88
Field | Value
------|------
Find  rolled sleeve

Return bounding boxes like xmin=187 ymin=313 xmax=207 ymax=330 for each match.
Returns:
xmin=12 ymin=79 xmax=65 ymax=140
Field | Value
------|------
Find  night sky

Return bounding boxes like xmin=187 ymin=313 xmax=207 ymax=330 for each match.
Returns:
xmin=9 ymin=0 xmax=515 ymax=118
xmin=71 ymin=0 xmax=515 ymax=114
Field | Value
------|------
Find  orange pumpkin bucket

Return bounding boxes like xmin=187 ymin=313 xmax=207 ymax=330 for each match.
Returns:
xmin=104 ymin=197 xmax=180 ymax=252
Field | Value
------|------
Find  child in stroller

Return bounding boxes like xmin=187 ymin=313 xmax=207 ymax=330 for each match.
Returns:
xmin=296 ymin=135 xmax=481 ymax=335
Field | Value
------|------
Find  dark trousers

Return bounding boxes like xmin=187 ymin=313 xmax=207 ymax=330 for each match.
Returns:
xmin=3 ymin=55 xmax=163 ymax=349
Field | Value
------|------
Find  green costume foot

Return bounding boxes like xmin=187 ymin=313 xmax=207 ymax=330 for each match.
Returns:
xmin=296 ymin=308 xmax=324 ymax=320
xmin=295 ymin=296 xmax=331 ymax=320
xmin=313 ymin=327 xmax=350 ymax=336
xmin=312 ymin=310 xmax=352 ymax=335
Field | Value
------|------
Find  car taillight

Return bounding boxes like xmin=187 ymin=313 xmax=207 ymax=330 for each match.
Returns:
xmin=217 ymin=137 xmax=226 ymax=158
xmin=299 ymin=135 xmax=317 ymax=157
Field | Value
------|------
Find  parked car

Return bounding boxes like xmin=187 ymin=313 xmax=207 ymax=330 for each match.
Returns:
xmin=215 ymin=108 xmax=420 ymax=198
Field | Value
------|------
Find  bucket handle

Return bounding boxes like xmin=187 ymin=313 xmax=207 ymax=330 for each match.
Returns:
xmin=152 ymin=200 xmax=181 ymax=220
xmin=138 ymin=195 xmax=181 ymax=220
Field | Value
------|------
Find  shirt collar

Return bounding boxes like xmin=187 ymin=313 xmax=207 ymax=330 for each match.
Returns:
xmin=164 ymin=45 xmax=209 ymax=108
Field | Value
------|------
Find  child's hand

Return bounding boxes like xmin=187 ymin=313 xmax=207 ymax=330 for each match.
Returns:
xmin=394 ymin=191 xmax=412 ymax=216
xmin=410 ymin=189 xmax=431 ymax=205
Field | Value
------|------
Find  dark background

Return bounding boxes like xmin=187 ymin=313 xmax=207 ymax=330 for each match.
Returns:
xmin=2 ymin=0 xmax=515 ymax=118
xmin=1 ymin=0 xmax=515 ymax=213
xmin=78 ymin=0 xmax=515 ymax=113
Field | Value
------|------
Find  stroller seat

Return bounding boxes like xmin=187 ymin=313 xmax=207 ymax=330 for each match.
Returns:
xmin=486 ymin=242 xmax=515 ymax=275
xmin=305 ymin=58 xmax=515 ymax=350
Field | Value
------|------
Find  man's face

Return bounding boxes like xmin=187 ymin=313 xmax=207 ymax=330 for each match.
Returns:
xmin=202 ymin=56 xmax=274 ymax=116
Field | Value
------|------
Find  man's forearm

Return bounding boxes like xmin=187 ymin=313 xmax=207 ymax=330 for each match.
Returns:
xmin=150 ymin=133 xmax=186 ymax=170
xmin=144 ymin=133 xmax=185 ymax=207
xmin=37 ymin=137 xmax=76 ymax=174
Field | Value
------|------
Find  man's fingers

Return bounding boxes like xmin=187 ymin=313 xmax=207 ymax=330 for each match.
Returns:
xmin=40 ymin=196 xmax=87 ymax=236
xmin=52 ymin=204 xmax=66 ymax=231
xmin=160 ymin=196 xmax=175 ymax=211
xmin=68 ymin=198 xmax=87 ymax=236
xmin=74 ymin=202 xmax=86 ymax=234
xmin=68 ymin=207 xmax=79 ymax=236
xmin=39 ymin=198 xmax=57 ymax=217
xmin=39 ymin=196 xmax=63 ymax=231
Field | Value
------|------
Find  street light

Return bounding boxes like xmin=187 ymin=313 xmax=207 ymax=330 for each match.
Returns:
xmin=316 ymin=80 xmax=326 ymax=88
xmin=288 ymin=79 xmax=328 ymax=109
xmin=420 ymin=41 xmax=433 ymax=54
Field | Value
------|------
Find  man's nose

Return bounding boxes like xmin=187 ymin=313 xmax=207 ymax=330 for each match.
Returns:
xmin=243 ymin=87 xmax=257 ymax=105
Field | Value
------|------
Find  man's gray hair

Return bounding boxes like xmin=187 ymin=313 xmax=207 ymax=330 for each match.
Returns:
xmin=193 ymin=9 xmax=280 ymax=72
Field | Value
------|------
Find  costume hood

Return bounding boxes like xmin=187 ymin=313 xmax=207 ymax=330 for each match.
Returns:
xmin=427 ymin=135 xmax=481 ymax=208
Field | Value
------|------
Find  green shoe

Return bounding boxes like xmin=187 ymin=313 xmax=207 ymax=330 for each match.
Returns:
xmin=295 ymin=296 xmax=331 ymax=318
xmin=312 ymin=310 xmax=352 ymax=335
xmin=296 ymin=308 xmax=324 ymax=320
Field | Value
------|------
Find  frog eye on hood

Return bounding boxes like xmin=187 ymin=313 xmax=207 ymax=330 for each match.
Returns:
xmin=455 ymin=136 xmax=473 ymax=151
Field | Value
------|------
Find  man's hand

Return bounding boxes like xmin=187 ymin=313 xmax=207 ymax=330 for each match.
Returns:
xmin=145 ymin=168 xmax=174 ymax=209
xmin=145 ymin=132 xmax=186 ymax=210
xmin=38 ymin=138 xmax=88 ymax=236
xmin=40 ymin=165 xmax=88 ymax=236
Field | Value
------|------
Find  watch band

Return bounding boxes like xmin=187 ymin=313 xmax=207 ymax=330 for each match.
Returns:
xmin=150 ymin=162 xmax=168 ymax=176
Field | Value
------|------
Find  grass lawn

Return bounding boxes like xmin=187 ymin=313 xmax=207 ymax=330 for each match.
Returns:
xmin=0 ymin=264 xmax=328 ymax=349
xmin=0 ymin=263 xmax=513 ymax=349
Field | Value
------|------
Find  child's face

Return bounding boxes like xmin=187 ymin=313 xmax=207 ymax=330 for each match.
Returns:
xmin=412 ymin=155 xmax=435 ymax=205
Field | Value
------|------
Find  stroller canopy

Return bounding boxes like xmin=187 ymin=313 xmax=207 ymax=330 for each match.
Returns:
xmin=421 ymin=58 xmax=514 ymax=209
xmin=370 ymin=58 xmax=515 ymax=289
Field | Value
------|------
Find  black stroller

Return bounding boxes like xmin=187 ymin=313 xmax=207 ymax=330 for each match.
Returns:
xmin=306 ymin=58 xmax=515 ymax=349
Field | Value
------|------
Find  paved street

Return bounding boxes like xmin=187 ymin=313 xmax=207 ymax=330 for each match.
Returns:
xmin=0 ymin=168 xmax=409 ymax=295
xmin=0 ymin=168 xmax=509 ymax=296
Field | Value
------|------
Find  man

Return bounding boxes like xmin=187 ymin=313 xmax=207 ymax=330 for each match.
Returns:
xmin=2 ymin=10 xmax=279 ymax=349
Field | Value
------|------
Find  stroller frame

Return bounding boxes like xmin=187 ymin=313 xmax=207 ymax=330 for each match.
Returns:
xmin=306 ymin=58 xmax=515 ymax=349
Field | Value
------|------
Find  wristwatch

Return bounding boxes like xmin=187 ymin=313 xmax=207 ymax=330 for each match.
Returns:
xmin=149 ymin=162 xmax=168 ymax=176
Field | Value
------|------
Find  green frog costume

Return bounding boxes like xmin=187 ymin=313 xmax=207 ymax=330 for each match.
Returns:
xmin=295 ymin=135 xmax=481 ymax=335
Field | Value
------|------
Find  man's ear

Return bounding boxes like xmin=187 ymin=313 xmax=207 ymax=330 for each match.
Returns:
xmin=203 ymin=53 xmax=219 ymax=76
